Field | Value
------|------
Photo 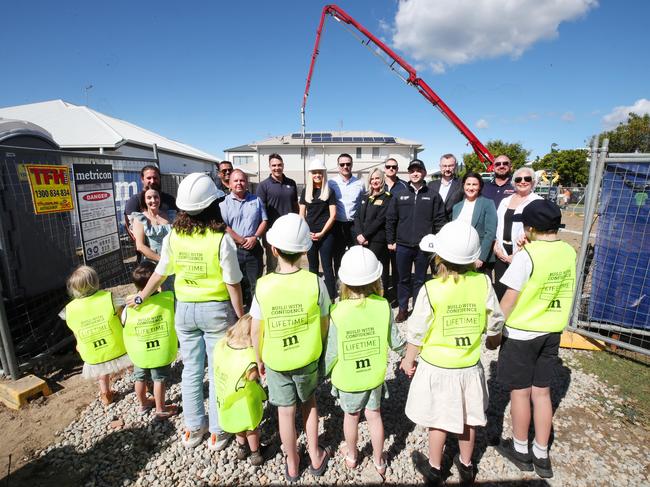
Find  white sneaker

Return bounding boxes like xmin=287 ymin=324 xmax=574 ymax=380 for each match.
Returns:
xmin=207 ymin=432 xmax=233 ymax=452
xmin=181 ymin=424 xmax=208 ymax=449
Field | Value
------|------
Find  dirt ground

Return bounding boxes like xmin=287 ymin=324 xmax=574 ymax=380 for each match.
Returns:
xmin=0 ymin=209 xmax=593 ymax=481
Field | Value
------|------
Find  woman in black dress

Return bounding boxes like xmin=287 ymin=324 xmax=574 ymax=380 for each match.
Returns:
xmin=299 ymin=158 xmax=337 ymax=298
xmin=353 ymin=168 xmax=392 ymax=294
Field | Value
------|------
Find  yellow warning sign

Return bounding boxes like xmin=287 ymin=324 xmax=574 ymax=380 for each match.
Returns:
xmin=25 ymin=164 xmax=74 ymax=214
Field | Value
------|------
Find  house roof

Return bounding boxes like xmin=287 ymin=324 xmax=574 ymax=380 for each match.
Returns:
xmin=251 ymin=130 xmax=422 ymax=147
xmin=224 ymin=144 xmax=256 ymax=153
xmin=0 ymin=100 xmax=219 ymax=163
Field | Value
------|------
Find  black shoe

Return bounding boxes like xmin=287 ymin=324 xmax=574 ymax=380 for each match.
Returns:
xmin=412 ymin=451 xmax=444 ymax=487
xmin=395 ymin=309 xmax=409 ymax=323
xmin=453 ymin=453 xmax=476 ymax=485
xmin=495 ymin=438 xmax=533 ymax=472
xmin=532 ymin=452 xmax=553 ymax=478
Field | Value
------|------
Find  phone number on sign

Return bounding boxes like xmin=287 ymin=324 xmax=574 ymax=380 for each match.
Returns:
xmin=35 ymin=188 xmax=71 ymax=198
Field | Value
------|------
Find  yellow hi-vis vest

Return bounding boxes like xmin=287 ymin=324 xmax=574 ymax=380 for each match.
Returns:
xmin=255 ymin=270 xmax=322 ymax=371
xmin=169 ymin=229 xmax=229 ymax=302
xmin=123 ymin=291 xmax=177 ymax=369
xmin=65 ymin=290 xmax=127 ymax=365
xmin=507 ymin=240 xmax=577 ymax=333
xmin=213 ymin=338 xmax=267 ymax=434
xmin=420 ymin=273 xmax=488 ymax=369
xmin=329 ymin=295 xmax=391 ymax=393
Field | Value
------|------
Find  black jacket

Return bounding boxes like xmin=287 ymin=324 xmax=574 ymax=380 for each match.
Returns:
xmin=428 ymin=178 xmax=463 ymax=221
xmin=386 ymin=184 xmax=446 ymax=247
xmin=353 ymin=192 xmax=391 ymax=244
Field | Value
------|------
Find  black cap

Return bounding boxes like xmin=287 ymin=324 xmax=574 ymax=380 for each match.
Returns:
xmin=512 ymin=199 xmax=564 ymax=231
xmin=407 ymin=159 xmax=426 ymax=171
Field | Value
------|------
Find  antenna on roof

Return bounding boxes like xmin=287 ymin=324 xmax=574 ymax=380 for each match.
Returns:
xmin=84 ymin=84 xmax=94 ymax=107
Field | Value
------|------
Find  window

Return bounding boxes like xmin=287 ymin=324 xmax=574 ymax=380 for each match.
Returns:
xmin=372 ymin=147 xmax=380 ymax=159
xmin=233 ymin=155 xmax=253 ymax=165
xmin=356 ymin=147 xmax=362 ymax=159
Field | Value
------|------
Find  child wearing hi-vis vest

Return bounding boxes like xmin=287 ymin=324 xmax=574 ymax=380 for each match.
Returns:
xmin=61 ymin=265 xmax=131 ymax=406
xmin=400 ymin=221 xmax=504 ymax=487
xmin=324 ymin=246 xmax=405 ymax=479
xmin=492 ymin=200 xmax=576 ymax=480
xmin=122 ymin=262 xmax=179 ymax=420
xmin=250 ymin=214 xmax=332 ymax=483
xmin=213 ymin=314 xmax=267 ymax=466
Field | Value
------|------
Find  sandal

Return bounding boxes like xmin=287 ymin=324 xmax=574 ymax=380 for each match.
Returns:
xmin=373 ymin=453 xmax=388 ymax=480
xmin=139 ymin=399 xmax=156 ymax=415
xmin=340 ymin=445 xmax=358 ymax=469
xmin=308 ymin=445 xmax=332 ymax=477
xmin=154 ymin=404 xmax=180 ymax=421
xmin=284 ymin=462 xmax=301 ymax=483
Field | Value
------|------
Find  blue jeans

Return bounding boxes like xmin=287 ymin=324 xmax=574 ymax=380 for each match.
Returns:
xmin=396 ymin=244 xmax=430 ymax=311
xmin=175 ymin=300 xmax=235 ymax=434
xmin=307 ymin=231 xmax=336 ymax=299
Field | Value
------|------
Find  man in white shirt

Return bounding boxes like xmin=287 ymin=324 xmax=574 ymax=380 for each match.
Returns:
xmin=427 ymin=154 xmax=464 ymax=222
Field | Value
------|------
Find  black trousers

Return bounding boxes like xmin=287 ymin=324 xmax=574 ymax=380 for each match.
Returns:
xmin=332 ymin=221 xmax=355 ymax=277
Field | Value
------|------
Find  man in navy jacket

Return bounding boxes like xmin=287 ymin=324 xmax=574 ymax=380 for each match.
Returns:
xmin=386 ymin=159 xmax=446 ymax=322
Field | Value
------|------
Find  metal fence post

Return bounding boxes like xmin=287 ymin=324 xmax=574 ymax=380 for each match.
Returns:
xmin=0 ymin=279 xmax=20 ymax=380
xmin=569 ymin=137 xmax=608 ymax=328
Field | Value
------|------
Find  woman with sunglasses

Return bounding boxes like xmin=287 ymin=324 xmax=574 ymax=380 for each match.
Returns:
xmin=493 ymin=167 xmax=542 ymax=299
xmin=299 ymin=159 xmax=338 ymax=299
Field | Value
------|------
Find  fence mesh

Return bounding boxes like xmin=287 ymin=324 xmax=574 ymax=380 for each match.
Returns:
xmin=0 ymin=146 xmax=177 ymax=366
xmin=571 ymin=153 xmax=650 ymax=356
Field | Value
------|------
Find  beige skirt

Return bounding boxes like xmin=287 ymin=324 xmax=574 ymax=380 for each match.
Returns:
xmin=405 ymin=360 xmax=488 ymax=435
xmin=82 ymin=353 xmax=132 ymax=379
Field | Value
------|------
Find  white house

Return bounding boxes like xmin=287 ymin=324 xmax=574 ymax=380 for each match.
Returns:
xmin=0 ymin=99 xmax=219 ymax=175
xmin=225 ymin=131 xmax=423 ymax=185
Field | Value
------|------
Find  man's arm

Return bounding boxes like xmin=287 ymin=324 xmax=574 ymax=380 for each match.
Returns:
xmin=431 ymin=193 xmax=447 ymax=233
xmin=385 ymin=195 xmax=398 ymax=245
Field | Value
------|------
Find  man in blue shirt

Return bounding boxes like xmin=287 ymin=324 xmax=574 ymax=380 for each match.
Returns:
xmin=328 ymin=153 xmax=365 ymax=276
xmin=220 ymin=169 xmax=268 ymax=308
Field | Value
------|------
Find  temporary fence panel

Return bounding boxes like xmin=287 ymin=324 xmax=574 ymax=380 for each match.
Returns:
xmin=570 ymin=141 xmax=650 ymax=355
xmin=0 ymin=145 xmax=164 ymax=368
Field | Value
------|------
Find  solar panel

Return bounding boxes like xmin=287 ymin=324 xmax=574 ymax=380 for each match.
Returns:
xmin=321 ymin=133 xmax=332 ymax=137
xmin=311 ymin=138 xmax=322 ymax=143
xmin=291 ymin=133 xmax=302 ymax=139
xmin=353 ymin=137 xmax=363 ymax=142
xmin=332 ymin=137 xmax=343 ymax=142
xmin=363 ymin=137 xmax=374 ymax=142
xmin=385 ymin=137 xmax=396 ymax=143
xmin=373 ymin=137 xmax=383 ymax=142
xmin=342 ymin=137 xmax=353 ymax=142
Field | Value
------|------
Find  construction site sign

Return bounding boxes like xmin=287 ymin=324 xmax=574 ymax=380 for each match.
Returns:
xmin=24 ymin=164 xmax=74 ymax=214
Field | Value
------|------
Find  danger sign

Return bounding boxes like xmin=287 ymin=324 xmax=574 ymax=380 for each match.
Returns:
xmin=25 ymin=164 xmax=74 ymax=215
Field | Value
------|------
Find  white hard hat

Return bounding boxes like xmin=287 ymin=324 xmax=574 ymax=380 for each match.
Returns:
xmin=419 ymin=234 xmax=437 ymax=253
xmin=176 ymin=173 xmax=224 ymax=215
xmin=308 ymin=159 xmax=327 ymax=171
xmin=338 ymin=246 xmax=383 ymax=286
xmin=266 ymin=213 xmax=312 ymax=253
xmin=420 ymin=221 xmax=480 ymax=264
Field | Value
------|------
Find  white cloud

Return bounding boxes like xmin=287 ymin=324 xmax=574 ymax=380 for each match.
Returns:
xmin=561 ymin=111 xmax=575 ymax=122
xmin=602 ymin=98 xmax=650 ymax=129
xmin=391 ymin=0 xmax=597 ymax=72
xmin=476 ymin=118 xmax=489 ymax=129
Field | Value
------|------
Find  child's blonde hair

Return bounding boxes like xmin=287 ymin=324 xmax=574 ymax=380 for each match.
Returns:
xmin=66 ymin=265 xmax=100 ymax=298
xmin=339 ymin=278 xmax=383 ymax=301
xmin=434 ymin=255 xmax=474 ymax=284
xmin=226 ymin=313 xmax=253 ymax=348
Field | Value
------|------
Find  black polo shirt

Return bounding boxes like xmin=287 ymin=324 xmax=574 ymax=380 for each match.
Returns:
xmin=256 ymin=174 xmax=298 ymax=225
xmin=483 ymin=177 xmax=515 ymax=209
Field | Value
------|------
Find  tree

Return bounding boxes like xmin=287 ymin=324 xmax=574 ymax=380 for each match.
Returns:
xmin=461 ymin=140 xmax=530 ymax=175
xmin=598 ymin=113 xmax=650 ymax=153
xmin=532 ymin=149 xmax=589 ymax=186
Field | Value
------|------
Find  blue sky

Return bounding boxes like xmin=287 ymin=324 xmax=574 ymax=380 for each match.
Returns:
xmin=2 ymin=0 xmax=649 ymax=170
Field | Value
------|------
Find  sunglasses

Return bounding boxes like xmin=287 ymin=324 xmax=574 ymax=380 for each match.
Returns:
xmin=220 ymin=168 xmax=232 ymax=174
xmin=494 ymin=161 xmax=510 ymax=167
xmin=339 ymin=162 xmax=352 ymax=167
xmin=385 ymin=165 xmax=398 ymax=170
xmin=514 ymin=176 xmax=533 ymax=183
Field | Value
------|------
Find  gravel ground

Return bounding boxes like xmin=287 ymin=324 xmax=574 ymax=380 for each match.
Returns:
xmin=12 ymin=322 xmax=650 ymax=487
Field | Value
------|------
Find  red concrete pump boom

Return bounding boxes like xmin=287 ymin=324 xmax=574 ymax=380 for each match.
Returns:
xmin=301 ymin=4 xmax=494 ymax=168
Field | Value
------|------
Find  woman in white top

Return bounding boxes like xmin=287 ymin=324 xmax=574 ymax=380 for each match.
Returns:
xmin=493 ymin=167 xmax=542 ymax=299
